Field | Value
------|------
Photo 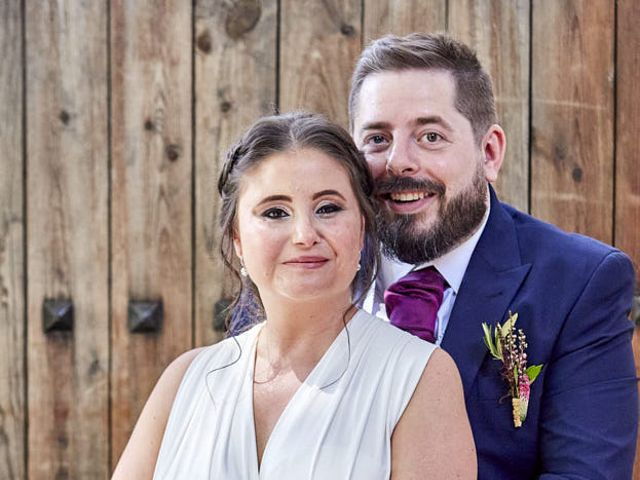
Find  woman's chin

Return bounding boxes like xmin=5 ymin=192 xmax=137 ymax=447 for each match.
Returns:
xmin=277 ymin=284 xmax=350 ymax=306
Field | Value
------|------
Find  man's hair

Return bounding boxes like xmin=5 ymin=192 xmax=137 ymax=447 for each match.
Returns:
xmin=349 ymin=32 xmax=497 ymax=143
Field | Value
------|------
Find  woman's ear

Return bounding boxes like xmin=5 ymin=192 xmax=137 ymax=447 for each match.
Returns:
xmin=359 ymin=215 xmax=366 ymax=251
xmin=232 ymin=229 xmax=243 ymax=260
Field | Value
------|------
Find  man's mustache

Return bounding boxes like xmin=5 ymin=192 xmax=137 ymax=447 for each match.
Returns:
xmin=374 ymin=176 xmax=446 ymax=197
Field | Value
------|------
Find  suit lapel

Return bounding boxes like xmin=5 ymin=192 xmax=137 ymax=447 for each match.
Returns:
xmin=441 ymin=187 xmax=531 ymax=396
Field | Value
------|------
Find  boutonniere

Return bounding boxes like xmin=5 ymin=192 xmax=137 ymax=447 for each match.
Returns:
xmin=482 ymin=312 xmax=543 ymax=428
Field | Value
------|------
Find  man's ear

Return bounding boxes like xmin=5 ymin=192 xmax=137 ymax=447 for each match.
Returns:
xmin=481 ymin=124 xmax=506 ymax=183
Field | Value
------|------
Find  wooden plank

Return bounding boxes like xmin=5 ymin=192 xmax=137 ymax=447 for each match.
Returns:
xmin=0 ymin=1 xmax=25 ymax=479
xmin=25 ymin=1 xmax=109 ymax=478
xmin=193 ymin=0 xmax=277 ymax=346
xmin=110 ymin=0 xmax=193 ymax=465
xmin=617 ymin=2 xmax=640 ymax=475
xmin=531 ymin=0 xmax=614 ymax=243
xmin=363 ymin=0 xmax=446 ymax=41
xmin=633 ymin=322 xmax=640 ymax=480
xmin=280 ymin=0 xmax=362 ymax=128
xmin=615 ymin=0 xmax=640 ymax=284
xmin=448 ymin=0 xmax=530 ymax=211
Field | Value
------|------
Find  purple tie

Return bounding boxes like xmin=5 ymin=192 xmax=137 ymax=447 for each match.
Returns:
xmin=384 ymin=267 xmax=446 ymax=343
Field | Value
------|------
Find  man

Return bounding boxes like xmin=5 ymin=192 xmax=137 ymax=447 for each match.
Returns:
xmin=351 ymin=33 xmax=638 ymax=479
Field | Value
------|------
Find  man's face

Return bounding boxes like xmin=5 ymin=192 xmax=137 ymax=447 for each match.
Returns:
xmin=352 ymin=69 xmax=494 ymax=264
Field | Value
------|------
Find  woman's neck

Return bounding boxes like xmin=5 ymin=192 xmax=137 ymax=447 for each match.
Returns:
xmin=255 ymin=294 xmax=356 ymax=377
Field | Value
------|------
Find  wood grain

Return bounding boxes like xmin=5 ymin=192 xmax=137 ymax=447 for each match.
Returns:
xmin=280 ymin=0 xmax=362 ymax=128
xmin=633 ymin=322 xmax=640 ymax=480
xmin=193 ymin=0 xmax=277 ymax=347
xmin=531 ymin=0 xmax=615 ymax=243
xmin=363 ymin=0 xmax=446 ymax=41
xmin=616 ymin=0 xmax=640 ymax=284
xmin=0 ymin=1 xmax=25 ymax=479
xmin=110 ymin=0 xmax=193 ymax=466
xmin=618 ymin=4 xmax=640 ymax=478
xmin=448 ymin=0 xmax=530 ymax=211
xmin=25 ymin=1 xmax=109 ymax=478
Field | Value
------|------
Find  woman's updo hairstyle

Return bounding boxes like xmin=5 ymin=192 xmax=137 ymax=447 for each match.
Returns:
xmin=217 ymin=112 xmax=379 ymax=333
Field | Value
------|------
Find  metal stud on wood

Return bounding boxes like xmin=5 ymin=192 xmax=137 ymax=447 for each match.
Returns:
xmin=128 ymin=301 xmax=163 ymax=333
xmin=43 ymin=299 xmax=74 ymax=333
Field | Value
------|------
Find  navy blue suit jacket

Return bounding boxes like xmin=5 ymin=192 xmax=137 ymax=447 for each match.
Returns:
xmin=442 ymin=186 xmax=638 ymax=479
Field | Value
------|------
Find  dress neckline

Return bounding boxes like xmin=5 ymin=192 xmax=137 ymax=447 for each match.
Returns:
xmin=246 ymin=309 xmax=365 ymax=475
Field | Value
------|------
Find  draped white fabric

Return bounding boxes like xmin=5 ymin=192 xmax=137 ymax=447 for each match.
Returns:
xmin=153 ymin=310 xmax=435 ymax=479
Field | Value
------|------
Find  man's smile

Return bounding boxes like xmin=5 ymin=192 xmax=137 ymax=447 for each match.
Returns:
xmin=388 ymin=190 xmax=436 ymax=202
xmin=381 ymin=190 xmax=439 ymax=214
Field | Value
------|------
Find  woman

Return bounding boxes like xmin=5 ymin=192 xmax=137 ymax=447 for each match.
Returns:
xmin=112 ymin=112 xmax=476 ymax=479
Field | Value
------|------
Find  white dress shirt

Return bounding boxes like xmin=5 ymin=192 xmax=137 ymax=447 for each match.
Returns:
xmin=363 ymin=203 xmax=490 ymax=345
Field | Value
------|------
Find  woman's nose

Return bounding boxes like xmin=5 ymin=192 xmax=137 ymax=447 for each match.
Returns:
xmin=292 ymin=214 xmax=320 ymax=246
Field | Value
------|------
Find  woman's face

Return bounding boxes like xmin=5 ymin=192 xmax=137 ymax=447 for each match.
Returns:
xmin=233 ymin=147 xmax=365 ymax=307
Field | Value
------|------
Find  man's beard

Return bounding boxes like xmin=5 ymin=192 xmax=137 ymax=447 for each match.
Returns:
xmin=375 ymin=166 xmax=488 ymax=264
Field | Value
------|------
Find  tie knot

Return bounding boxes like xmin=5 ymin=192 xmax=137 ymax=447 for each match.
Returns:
xmin=392 ymin=266 xmax=446 ymax=292
xmin=383 ymin=266 xmax=447 ymax=343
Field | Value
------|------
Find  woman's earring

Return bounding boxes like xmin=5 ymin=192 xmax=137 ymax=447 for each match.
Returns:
xmin=240 ymin=259 xmax=248 ymax=277
xmin=356 ymin=262 xmax=361 ymax=272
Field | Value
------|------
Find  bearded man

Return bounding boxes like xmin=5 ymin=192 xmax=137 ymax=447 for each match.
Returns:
xmin=351 ymin=33 xmax=638 ymax=479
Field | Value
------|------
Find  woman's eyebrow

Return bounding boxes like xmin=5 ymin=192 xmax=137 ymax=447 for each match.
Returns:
xmin=256 ymin=194 xmax=291 ymax=206
xmin=255 ymin=190 xmax=346 ymax=205
xmin=313 ymin=190 xmax=346 ymax=201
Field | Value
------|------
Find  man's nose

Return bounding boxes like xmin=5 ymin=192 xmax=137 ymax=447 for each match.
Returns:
xmin=292 ymin=214 xmax=320 ymax=246
xmin=386 ymin=138 xmax=419 ymax=176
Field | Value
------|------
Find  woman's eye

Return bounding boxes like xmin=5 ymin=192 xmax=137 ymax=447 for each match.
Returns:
xmin=262 ymin=207 xmax=289 ymax=219
xmin=316 ymin=203 xmax=343 ymax=215
xmin=370 ymin=134 xmax=386 ymax=144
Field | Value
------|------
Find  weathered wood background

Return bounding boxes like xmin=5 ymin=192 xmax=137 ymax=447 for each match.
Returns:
xmin=0 ymin=0 xmax=638 ymax=478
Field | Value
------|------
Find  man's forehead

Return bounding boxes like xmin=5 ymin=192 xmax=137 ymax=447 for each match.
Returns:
xmin=359 ymin=68 xmax=454 ymax=96
xmin=354 ymin=69 xmax=458 ymax=130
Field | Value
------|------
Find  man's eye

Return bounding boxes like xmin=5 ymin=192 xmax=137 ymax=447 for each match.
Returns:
xmin=262 ymin=208 xmax=288 ymax=219
xmin=317 ymin=203 xmax=342 ymax=215
xmin=423 ymin=132 xmax=442 ymax=143
xmin=364 ymin=134 xmax=388 ymax=147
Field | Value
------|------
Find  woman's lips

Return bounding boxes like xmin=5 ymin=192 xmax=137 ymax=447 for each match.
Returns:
xmin=283 ymin=257 xmax=329 ymax=269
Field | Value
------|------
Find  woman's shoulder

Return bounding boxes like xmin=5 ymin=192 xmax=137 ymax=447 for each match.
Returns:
xmin=150 ymin=324 xmax=263 ymax=427
xmin=111 ymin=342 xmax=221 ymax=478
xmin=180 ymin=322 xmax=263 ymax=378
xmin=355 ymin=309 xmax=438 ymax=358
xmin=391 ymin=346 xmax=475 ymax=478
xmin=161 ymin=347 xmax=207 ymax=385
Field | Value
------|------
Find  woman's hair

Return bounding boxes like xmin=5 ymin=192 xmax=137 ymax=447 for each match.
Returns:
xmin=217 ymin=112 xmax=379 ymax=333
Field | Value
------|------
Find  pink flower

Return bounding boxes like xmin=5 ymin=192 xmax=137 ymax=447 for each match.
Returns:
xmin=519 ymin=374 xmax=530 ymax=401
xmin=518 ymin=374 xmax=531 ymax=423
xmin=482 ymin=313 xmax=543 ymax=427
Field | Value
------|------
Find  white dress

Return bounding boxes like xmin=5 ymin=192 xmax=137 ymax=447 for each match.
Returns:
xmin=153 ymin=310 xmax=436 ymax=479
